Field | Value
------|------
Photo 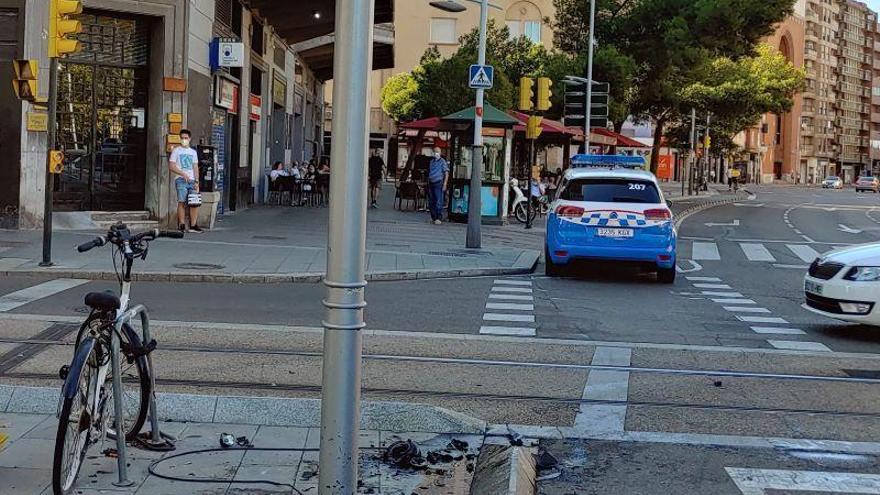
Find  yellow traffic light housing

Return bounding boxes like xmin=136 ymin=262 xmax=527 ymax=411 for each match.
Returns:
xmin=49 ymin=150 xmax=65 ymax=174
xmin=536 ymin=77 xmax=552 ymax=111
xmin=49 ymin=0 xmax=83 ymax=58
xmin=12 ymin=59 xmax=38 ymax=101
xmin=526 ymin=115 xmax=543 ymax=140
xmin=518 ymin=77 xmax=534 ymax=111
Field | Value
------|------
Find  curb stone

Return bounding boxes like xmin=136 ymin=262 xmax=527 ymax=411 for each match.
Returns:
xmin=673 ymin=190 xmax=750 ymax=230
xmin=469 ymin=444 xmax=537 ymax=495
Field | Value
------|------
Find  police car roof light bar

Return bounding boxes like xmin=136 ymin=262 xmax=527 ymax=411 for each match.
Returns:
xmin=570 ymin=154 xmax=647 ymax=169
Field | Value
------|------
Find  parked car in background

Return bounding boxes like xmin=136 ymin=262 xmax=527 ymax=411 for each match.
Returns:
xmin=822 ymin=176 xmax=843 ymax=189
xmin=855 ymin=176 xmax=879 ymax=193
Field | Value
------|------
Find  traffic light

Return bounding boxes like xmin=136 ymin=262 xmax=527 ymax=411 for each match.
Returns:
xmin=536 ymin=77 xmax=552 ymax=111
xmin=49 ymin=150 xmax=64 ymax=174
xmin=518 ymin=77 xmax=534 ymax=111
xmin=563 ymin=79 xmax=610 ymax=129
xmin=526 ymin=115 xmax=543 ymax=140
xmin=49 ymin=0 xmax=83 ymax=58
xmin=12 ymin=59 xmax=38 ymax=101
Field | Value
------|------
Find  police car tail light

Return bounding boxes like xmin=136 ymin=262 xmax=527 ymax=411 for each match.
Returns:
xmin=555 ymin=205 xmax=584 ymax=218
xmin=644 ymin=208 xmax=671 ymax=221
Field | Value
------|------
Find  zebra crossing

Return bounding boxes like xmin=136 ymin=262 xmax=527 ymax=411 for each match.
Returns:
xmin=684 ymin=275 xmax=832 ymax=352
xmin=480 ymin=279 xmax=537 ymax=336
xmin=682 ymin=239 xmax=836 ymax=265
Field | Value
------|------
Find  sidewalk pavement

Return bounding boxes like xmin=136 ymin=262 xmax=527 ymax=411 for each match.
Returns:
xmin=0 ymin=188 xmax=541 ymax=283
xmin=0 ymin=411 xmax=484 ymax=494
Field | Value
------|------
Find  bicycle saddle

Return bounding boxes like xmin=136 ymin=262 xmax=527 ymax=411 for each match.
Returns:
xmin=84 ymin=292 xmax=121 ymax=311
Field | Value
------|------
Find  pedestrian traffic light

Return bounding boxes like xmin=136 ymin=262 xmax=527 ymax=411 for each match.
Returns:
xmin=526 ymin=115 xmax=543 ymax=140
xmin=518 ymin=77 xmax=534 ymax=111
xmin=12 ymin=59 xmax=38 ymax=101
xmin=536 ymin=77 xmax=552 ymax=111
xmin=48 ymin=0 xmax=83 ymax=58
xmin=49 ymin=150 xmax=64 ymax=174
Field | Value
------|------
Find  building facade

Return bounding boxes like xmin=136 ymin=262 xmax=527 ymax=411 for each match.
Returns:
xmin=0 ymin=0 xmax=393 ymax=229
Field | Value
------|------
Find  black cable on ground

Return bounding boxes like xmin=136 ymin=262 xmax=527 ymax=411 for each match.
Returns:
xmin=147 ymin=445 xmax=387 ymax=494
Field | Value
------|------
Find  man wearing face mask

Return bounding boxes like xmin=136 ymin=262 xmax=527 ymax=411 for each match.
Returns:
xmin=427 ymin=147 xmax=449 ymax=225
xmin=168 ymin=129 xmax=202 ymax=232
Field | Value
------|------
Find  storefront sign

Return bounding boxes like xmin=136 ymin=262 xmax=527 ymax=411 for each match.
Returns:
xmin=210 ymin=38 xmax=245 ymax=70
xmin=26 ymin=112 xmax=48 ymax=132
xmin=482 ymin=128 xmax=506 ymax=137
xmin=214 ymin=76 xmax=239 ymax=114
xmin=657 ymin=155 xmax=673 ymax=180
xmin=272 ymin=77 xmax=287 ymax=106
xmin=249 ymin=94 xmax=262 ymax=121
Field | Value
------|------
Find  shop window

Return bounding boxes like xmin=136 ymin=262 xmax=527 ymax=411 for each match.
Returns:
xmin=430 ymin=18 xmax=457 ymax=44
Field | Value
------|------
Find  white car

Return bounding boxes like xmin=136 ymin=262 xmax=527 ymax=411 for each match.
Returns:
xmin=803 ymin=243 xmax=880 ymax=325
xmin=822 ymin=176 xmax=843 ymax=189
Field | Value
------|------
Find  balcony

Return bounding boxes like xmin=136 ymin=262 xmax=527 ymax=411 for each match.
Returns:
xmin=801 ymin=145 xmax=816 ymax=155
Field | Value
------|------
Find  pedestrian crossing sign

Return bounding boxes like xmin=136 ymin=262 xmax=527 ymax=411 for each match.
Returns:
xmin=469 ymin=64 xmax=494 ymax=89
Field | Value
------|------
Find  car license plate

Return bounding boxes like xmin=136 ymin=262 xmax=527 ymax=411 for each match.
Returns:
xmin=805 ymin=280 xmax=823 ymax=295
xmin=597 ymin=228 xmax=634 ymax=238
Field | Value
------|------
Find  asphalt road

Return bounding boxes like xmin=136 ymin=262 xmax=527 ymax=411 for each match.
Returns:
xmin=3 ymin=184 xmax=880 ymax=493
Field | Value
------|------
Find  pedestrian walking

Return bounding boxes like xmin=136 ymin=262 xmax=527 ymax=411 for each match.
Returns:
xmin=427 ymin=147 xmax=449 ymax=225
xmin=168 ymin=129 xmax=203 ymax=233
xmin=369 ymin=149 xmax=385 ymax=208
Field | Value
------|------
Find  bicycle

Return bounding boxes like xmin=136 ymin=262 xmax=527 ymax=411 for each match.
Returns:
xmin=52 ymin=224 xmax=182 ymax=495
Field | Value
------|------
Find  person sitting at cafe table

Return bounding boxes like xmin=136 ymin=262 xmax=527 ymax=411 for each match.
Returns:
xmin=270 ymin=161 xmax=289 ymax=181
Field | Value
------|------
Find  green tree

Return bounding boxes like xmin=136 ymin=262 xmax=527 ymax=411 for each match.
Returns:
xmin=550 ymin=0 xmax=795 ymax=172
xmin=380 ymin=72 xmax=420 ymax=122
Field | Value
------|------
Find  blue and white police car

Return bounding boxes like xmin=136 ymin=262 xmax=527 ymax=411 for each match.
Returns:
xmin=544 ymin=155 xmax=677 ymax=283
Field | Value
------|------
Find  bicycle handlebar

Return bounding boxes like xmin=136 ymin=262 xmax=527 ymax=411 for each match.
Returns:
xmin=76 ymin=226 xmax=183 ymax=253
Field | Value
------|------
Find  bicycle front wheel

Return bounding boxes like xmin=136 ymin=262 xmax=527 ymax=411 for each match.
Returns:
xmin=53 ymin=338 xmax=98 ymax=495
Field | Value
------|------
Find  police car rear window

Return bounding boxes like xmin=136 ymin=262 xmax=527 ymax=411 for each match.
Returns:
xmin=559 ymin=178 xmax=660 ymax=204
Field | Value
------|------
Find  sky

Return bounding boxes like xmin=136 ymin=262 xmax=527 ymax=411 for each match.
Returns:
xmin=868 ymin=0 xmax=880 ymax=14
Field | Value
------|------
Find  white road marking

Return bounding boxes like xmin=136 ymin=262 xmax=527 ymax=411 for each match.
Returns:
xmin=686 ymin=276 xmax=722 ymax=282
xmin=786 ymin=244 xmax=820 ymax=263
xmin=491 ymin=286 xmax=533 ymax=294
xmin=702 ymin=291 xmax=744 ymax=298
xmin=704 ymin=219 xmax=740 ymax=227
xmin=723 ymin=306 xmax=771 ymax=314
xmin=0 ymin=279 xmax=90 ymax=312
xmin=575 ymin=346 xmax=631 ymax=434
xmin=750 ymin=327 xmax=806 ymax=335
xmin=772 ymin=264 xmax=809 ymax=270
xmin=479 ymin=326 xmax=536 ymax=336
xmin=488 ymin=294 xmax=534 ymax=301
xmin=485 ymin=302 xmax=535 ymax=311
xmin=767 ymin=340 xmax=832 ymax=352
xmin=482 ymin=313 xmax=535 ymax=323
xmin=711 ymin=298 xmax=756 ymax=305
xmin=725 ymin=467 xmax=880 ymax=494
xmin=739 ymin=243 xmax=776 ymax=262
xmin=737 ymin=316 xmax=789 ymax=324
xmin=493 ymin=280 xmax=533 ymax=287
xmin=693 ymin=283 xmax=732 ymax=289
xmin=838 ymin=224 xmax=863 ymax=234
xmin=692 ymin=242 xmax=721 ymax=260
xmin=733 ymin=203 xmax=764 ymax=207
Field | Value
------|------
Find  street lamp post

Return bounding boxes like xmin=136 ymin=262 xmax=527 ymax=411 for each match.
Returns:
xmin=318 ymin=0 xmax=374 ymax=493
xmin=431 ymin=0 xmax=495 ymax=249
xmin=583 ymin=0 xmax=596 ymax=153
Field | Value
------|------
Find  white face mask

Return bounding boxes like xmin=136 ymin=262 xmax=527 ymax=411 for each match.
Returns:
xmin=180 ymin=138 xmax=191 ymax=147
xmin=434 ymin=152 xmax=441 ymax=159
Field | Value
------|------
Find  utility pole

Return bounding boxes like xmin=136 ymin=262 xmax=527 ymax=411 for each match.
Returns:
xmin=318 ymin=0 xmax=374 ymax=492
xmin=688 ymin=108 xmax=696 ymax=196
xmin=583 ymin=0 xmax=596 ymax=153
xmin=40 ymin=58 xmax=59 ymax=267
xmin=704 ymin=113 xmax=711 ymax=191
xmin=466 ymin=0 xmax=489 ymax=249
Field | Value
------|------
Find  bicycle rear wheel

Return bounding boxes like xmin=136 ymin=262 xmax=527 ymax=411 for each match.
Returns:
xmin=52 ymin=338 xmax=98 ymax=495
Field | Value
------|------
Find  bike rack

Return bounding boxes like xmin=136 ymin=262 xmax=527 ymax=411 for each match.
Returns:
xmin=110 ymin=304 xmax=167 ymax=487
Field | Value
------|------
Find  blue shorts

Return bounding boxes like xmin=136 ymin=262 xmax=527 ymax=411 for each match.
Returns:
xmin=175 ymin=177 xmax=196 ymax=203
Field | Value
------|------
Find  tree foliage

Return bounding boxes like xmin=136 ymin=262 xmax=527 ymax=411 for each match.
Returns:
xmin=380 ymin=72 xmax=420 ymax=122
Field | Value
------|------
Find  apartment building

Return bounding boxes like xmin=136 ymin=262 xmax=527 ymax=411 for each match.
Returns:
xmin=871 ymin=21 xmax=880 ymax=169
xmin=801 ymin=0 xmax=839 ymax=182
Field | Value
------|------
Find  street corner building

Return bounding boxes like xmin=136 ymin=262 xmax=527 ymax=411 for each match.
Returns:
xmin=0 ymin=0 xmax=394 ymax=229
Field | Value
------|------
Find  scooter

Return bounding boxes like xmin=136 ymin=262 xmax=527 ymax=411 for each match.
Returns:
xmin=509 ymin=178 xmax=548 ymax=224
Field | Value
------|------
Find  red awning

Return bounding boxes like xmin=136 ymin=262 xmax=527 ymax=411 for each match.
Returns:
xmin=592 ymin=128 xmax=649 ymax=148
xmin=509 ymin=111 xmax=583 ymax=137
xmin=398 ymin=117 xmax=442 ymax=130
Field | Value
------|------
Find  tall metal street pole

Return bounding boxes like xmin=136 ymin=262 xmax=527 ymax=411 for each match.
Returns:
xmin=40 ymin=58 xmax=60 ymax=267
xmin=582 ymin=0 xmax=596 ymax=153
xmin=318 ymin=0 xmax=374 ymax=492
xmin=688 ymin=108 xmax=696 ymax=196
xmin=704 ymin=113 xmax=711 ymax=191
xmin=466 ymin=0 xmax=489 ymax=249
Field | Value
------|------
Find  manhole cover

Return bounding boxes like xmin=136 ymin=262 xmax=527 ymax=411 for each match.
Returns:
xmin=253 ymin=235 xmax=287 ymax=241
xmin=427 ymin=251 xmax=468 ymax=258
xmin=173 ymin=262 xmax=225 ymax=270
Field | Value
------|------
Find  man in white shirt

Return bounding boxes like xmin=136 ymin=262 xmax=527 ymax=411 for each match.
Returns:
xmin=168 ymin=129 xmax=202 ymax=232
